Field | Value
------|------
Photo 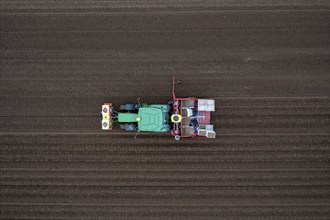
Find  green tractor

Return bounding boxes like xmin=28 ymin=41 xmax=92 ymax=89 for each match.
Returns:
xmin=101 ymin=77 xmax=216 ymax=140
xmin=102 ymin=100 xmax=171 ymax=133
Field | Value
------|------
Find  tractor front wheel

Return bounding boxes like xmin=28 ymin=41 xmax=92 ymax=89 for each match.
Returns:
xmin=119 ymin=104 xmax=137 ymax=111
xmin=120 ymin=123 xmax=137 ymax=131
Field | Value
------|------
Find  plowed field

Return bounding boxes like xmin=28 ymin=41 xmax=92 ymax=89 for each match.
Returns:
xmin=1 ymin=1 xmax=329 ymax=219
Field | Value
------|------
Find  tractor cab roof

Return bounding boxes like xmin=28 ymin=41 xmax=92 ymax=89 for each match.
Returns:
xmin=138 ymin=107 xmax=167 ymax=132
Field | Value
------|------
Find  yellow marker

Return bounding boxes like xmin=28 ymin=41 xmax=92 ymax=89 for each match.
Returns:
xmin=136 ymin=117 xmax=141 ymax=122
xmin=102 ymin=105 xmax=110 ymax=117
xmin=171 ymin=114 xmax=182 ymax=123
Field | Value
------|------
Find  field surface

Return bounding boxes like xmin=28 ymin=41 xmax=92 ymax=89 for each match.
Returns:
xmin=1 ymin=0 xmax=330 ymax=219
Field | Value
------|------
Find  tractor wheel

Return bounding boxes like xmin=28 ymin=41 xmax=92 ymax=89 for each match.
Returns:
xmin=119 ymin=124 xmax=127 ymax=130
xmin=119 ymin=104 xmax=137 ymax=111
xmin=174 ymin=135 xmax=181 ymax=141
xmin=126 ymin=123 xmax=137 ymax=131
xmin=120 ymin=123 xmax=137 ymax=131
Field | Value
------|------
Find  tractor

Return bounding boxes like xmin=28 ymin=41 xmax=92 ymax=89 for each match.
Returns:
xmin=101 ymin=77 xmax=216 ymax=140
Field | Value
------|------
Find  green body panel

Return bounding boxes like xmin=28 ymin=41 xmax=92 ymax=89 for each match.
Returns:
xmin=118 ymin=113 xmax=138 ymax=123
xmin=144 ymin=104 xmax=171 ymax=112
xmin=145 ymin=104 xmax=171 ymax=126
xmin=138 ymin=107 xmax=168 ymax=132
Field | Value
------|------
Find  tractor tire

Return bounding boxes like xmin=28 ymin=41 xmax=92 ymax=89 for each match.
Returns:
xmin=120 ymin=123 xmax=137 ymax=131
xmin=119 ymin=104 xmax=137 ymax=111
